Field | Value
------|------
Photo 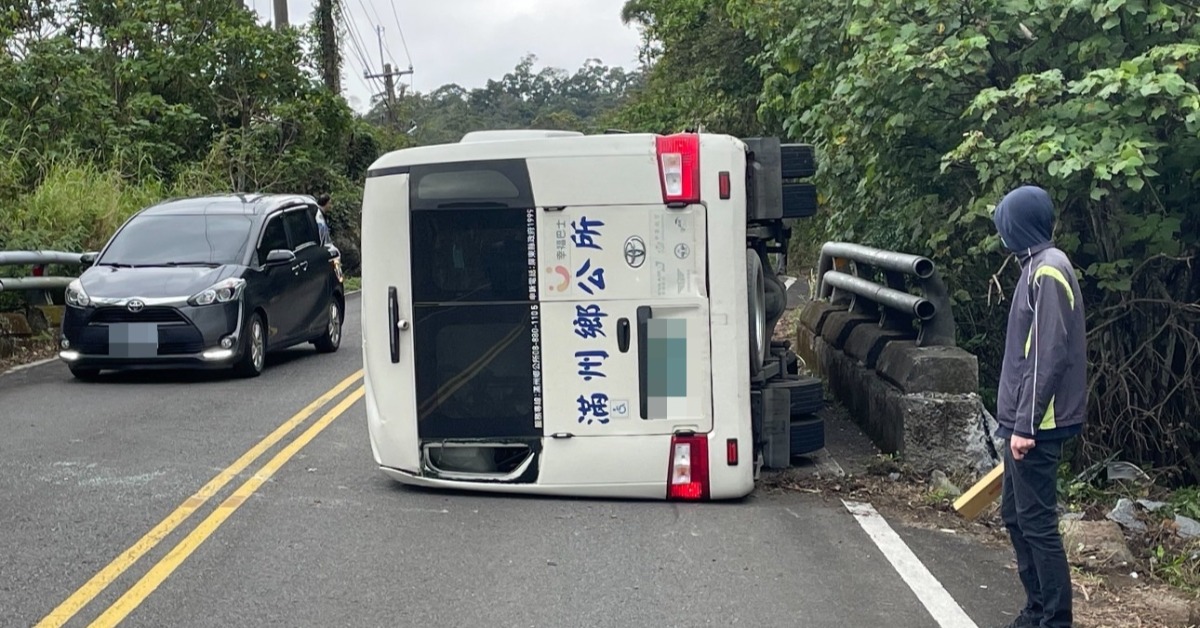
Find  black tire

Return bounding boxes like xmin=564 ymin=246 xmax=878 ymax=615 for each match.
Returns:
xmin=312 ymin=297 xmax=342 ymax=354
xmin=69 ymin=366 xmax=101 ymax=381
xmin=233 ymin=312 xmax=266 ymax=378
xmin=790 ymin=416 xmax=825 ymax=457
xmin=746 ymin=249 xmax=767 ymax=377
xmin=789 ymin=375 xmax=825 ymax=416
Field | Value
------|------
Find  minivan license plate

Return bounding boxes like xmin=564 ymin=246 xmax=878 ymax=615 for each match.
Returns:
xmin=108 ymin=323 xmax=158 ymax=358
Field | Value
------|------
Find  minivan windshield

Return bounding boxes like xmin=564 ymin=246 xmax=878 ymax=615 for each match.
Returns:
xmin=98 ymin=214 xmax=255 ymax=267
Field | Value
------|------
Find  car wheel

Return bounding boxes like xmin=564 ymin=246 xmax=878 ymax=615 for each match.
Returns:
xmin=233 ymin=312 xmax=266 ymax=378
xmin=313 ymin=298 xmax=342 ymax=354
xmin=69 ymin=366 xmax=101 ymax=381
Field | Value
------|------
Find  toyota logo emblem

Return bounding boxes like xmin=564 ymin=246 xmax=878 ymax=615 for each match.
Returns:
xmin=623 ymin=236 xmax=647 ymax=269
xmin=127 ymin=299 xmax=145 ymax=313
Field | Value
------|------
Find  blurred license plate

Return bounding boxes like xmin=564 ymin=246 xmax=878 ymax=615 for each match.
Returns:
xmin=108 ymin=323 xmax=158 ymax=358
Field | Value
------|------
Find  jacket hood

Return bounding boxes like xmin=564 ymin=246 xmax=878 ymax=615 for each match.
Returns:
xmin=993 ymin=185 xmax=1054 ymax=253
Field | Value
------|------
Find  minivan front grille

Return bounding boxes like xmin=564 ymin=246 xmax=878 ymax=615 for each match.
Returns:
xmin=91 ymin=307 xmax=187 ymax=324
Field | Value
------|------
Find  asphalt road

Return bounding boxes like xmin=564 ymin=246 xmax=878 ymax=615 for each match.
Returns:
xmin=0 ymin=293 xmax=1023 ymax=628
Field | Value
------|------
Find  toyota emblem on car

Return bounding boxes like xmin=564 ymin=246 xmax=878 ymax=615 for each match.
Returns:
xmin=126 ymin=299 xmax=145 ymax=313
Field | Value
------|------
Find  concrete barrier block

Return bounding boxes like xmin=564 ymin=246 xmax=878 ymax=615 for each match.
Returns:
xmin=0 ymin=312 xmax=33 ymax=337
xmin=35 ymin=305 xmax=64 ymax=327
xmin=799 ymin=300 xmax=844 ymax=336
xmin=818 ymin=310 xmax=876 ymax=351
xmin=899 ymin=393 xmax=992 ymax=475
xmin=810 ymin=339 xmax=993 ymax=475
xmin=795 ymin=325 xmax=822 ymax=377
xmin=876 ymin=342 xmax=979 ymax=395
xmin=843 ymin=324 xmax=916 ymax=369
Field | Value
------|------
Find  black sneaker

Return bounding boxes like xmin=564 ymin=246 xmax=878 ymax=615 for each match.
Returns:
xmin=995 ymin=609 xmax=1039 ymax=628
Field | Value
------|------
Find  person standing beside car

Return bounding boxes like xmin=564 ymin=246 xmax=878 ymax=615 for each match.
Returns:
xmin=991 ymin=185 xmax=1087 ymax=628
xmin=314 ymin=193 xmax=333 ymax=246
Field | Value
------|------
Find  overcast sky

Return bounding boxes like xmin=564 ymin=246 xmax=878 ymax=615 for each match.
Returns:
xmin=247 ymin=0 xmax=644 ymax=112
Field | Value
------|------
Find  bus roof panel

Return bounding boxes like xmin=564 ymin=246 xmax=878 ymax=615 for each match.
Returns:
xmin=366 ymin=132 xmax=663 ymax=176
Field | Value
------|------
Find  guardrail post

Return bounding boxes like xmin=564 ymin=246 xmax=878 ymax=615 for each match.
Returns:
xmin=1 ymin=251 xmax=84 ymax=337
xmin=799 ymin=241 xmax=991 ymax=477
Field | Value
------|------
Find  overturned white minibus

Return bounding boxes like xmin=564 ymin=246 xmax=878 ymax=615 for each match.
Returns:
xmin=360 ymin=129 xmax=822 ymax=500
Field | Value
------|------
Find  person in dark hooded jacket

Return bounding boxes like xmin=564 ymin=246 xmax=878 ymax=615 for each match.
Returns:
xmin=992 ymin=185 xmax=1087 ymax=628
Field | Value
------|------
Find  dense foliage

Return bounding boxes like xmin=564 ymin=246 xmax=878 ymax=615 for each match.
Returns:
xmin=618 ymin=0 xmax=1199 ymax=484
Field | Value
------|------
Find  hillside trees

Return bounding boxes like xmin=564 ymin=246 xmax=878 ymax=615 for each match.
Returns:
xmin=0 ymin=0 xmax=397 ymax=265
xmin=618 ymin=0 xmax=1200 ymax=483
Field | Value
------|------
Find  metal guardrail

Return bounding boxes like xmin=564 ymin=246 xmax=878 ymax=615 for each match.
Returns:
xmin=0 ymin=250 xmax=86 ymax=304
xmin=815 ymin=242 xmax=956 ymax=347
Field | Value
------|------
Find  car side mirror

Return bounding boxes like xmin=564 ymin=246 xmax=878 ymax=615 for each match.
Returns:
xmin=80 ymin=252 xmax=98 ymax=266
xmin=265 ymin=249 xmax=296 ymax=265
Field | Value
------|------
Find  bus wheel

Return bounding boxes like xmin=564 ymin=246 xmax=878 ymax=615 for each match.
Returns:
xmin=746 ymin=249 xmax=768 ymax=377
xmin=789 ymin=375 xmax=825 ymax=416
xmin=790 ymin=416 xmax=826 ymax=457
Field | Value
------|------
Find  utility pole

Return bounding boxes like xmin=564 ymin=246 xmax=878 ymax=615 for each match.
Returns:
xmin=363 ymin=25 xmax=413 ymax=125
xmin=315 ymin=0 xmax=342 ymax=93
xmin=273 ymin=0 xmax=288 ymax=29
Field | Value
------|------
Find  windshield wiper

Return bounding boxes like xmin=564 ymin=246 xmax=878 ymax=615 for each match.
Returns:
xmin=95 ymin=262 xmax=134 ymax=268
xmin=141 ymin=261 xmax=222 ymax=268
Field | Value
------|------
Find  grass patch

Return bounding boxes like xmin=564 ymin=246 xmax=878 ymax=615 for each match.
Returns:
xmin=344 ymin=276 xmax=361 ymax=292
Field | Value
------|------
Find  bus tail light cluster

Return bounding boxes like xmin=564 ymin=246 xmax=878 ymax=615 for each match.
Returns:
xmin=667 ymin=433 xmax=710 ymax=501
xmin=656 ymin=134 xmax=700 ymax=205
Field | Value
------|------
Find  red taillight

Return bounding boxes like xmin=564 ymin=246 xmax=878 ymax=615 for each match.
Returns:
xmin=656 ymin=134 xmax=700 ymax=205
xmin=667 ymin=433 xmax=710 ymax=501
xmin=726 ymin=438 xmax=738 ymax=466
xmin=718 ymin=171 xmax=731 ymax=199
xmin=32 ymin=265 xmax=44 ymax=277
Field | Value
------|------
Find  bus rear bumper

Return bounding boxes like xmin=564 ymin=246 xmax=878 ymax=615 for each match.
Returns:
xmin=378 ymin=465 xmax=672 ymax=500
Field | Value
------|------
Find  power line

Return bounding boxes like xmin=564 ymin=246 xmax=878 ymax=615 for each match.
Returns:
xmin=388 ymin=2 xmax=414 ymax=92
xmin=388 ymin=2 xmax=413 ymax=68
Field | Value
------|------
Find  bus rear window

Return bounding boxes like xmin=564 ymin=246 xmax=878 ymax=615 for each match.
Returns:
xmin=410 ymin=160 xmax=534 ymax=210
xmin=417 ymin=170 xmax=519 ymax=200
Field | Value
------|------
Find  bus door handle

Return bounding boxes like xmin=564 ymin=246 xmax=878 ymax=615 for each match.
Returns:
xmin=636 ymin=306 xmax=652 ymax=419
xmin=388 ymin=286 xmax=406 ymax=363
xmin=617 ymin=318 xmax=630 ymax=353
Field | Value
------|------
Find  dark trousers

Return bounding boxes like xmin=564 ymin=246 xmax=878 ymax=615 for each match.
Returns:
xmin=1001 ymin=437 xmax=1073 ymax=627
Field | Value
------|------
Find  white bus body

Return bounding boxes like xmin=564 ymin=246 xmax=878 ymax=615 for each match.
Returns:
xmin=360 ymin=130 xmax=819 ymax=501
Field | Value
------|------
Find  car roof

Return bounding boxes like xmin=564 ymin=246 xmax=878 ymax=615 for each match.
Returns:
xmin=135 ymin=194 xmax=315 ymax=217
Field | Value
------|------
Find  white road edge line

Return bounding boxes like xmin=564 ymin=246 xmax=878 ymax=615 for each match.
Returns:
xmin=1 ymin=356 xmax=58 ymax=378
xmin=842 ymin=500 xmax=979 ymax=628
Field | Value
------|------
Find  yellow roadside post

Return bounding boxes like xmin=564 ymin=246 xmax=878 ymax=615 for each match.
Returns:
xmin=953 ymin=462 xmax=1005 ymax=520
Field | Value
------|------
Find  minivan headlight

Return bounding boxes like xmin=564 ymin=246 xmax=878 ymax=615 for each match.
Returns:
xmin=188 ymin=278 xmax=246 ymax=306
xmin=65 ymin=279 xmax=90 ymax=308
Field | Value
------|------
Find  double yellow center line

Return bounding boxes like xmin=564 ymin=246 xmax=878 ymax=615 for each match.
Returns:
xmin=37 ymin=370 xmax=367 ymax=627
